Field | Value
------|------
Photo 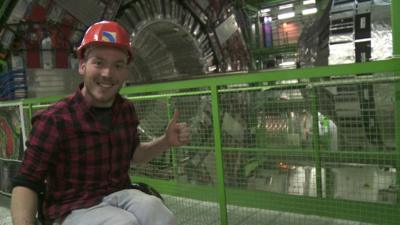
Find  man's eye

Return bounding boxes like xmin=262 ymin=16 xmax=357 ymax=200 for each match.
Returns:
xmin=115 ymin=63 xmax=126 ymax=69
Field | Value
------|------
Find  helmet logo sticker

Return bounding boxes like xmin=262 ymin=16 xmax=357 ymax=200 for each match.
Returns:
xmin=102 ymin=31 xmax=117 ymax=43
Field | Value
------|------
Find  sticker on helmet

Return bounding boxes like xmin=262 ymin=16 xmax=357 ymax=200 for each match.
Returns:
xmin=102 ymin=31 xmax=116 ymax=43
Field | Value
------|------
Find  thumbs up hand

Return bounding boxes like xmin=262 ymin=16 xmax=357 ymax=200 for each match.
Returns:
xmin=165 ymin=110 xmax=190 ymax=147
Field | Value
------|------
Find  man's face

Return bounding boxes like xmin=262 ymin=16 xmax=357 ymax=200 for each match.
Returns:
xmin=79 ymin=46 xmax=129 ymax=107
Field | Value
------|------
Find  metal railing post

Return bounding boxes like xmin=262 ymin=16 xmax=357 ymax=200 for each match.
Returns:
xmin=211 ymin=85 xmax=228 ymax=225
xmin=311 ymin=87 xmax=323 ymax=198
xmin=391 ymin=0 xmax=400 ymax=204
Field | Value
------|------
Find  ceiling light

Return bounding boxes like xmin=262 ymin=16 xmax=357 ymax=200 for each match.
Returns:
xmin=260 ymin=8 xmax=271 ymax=14
xmin=279 ymin=3 xmax=293 ymax=10
xmin=263 ymin=17 xmax=272 ymax=23
xmin=279 ymin=61 xmax=296 ymax=67
xmin=302 ymin=8 xmax=317 ymax=15
xmin=303 ymin=0 xmax=316 ymax=5
xmin=278 ymin=12 xmax=295 ymax=20
xmin=259 ymin=8 xmax=271 ymax=17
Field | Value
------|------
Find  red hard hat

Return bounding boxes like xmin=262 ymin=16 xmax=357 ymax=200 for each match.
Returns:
xmin=77 ymin=21 xmax=132 ymax=63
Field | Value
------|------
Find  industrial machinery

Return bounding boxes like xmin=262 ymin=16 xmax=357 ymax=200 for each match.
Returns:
xmin=0 ymin=1 xmax=398 ymax=225
xmin=0 ymin=0 xmax=250 ymax=88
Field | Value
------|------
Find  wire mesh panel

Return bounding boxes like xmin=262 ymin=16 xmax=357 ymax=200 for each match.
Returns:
xmin=172 ymin=95 xmax=216 ymax=185
xmin=0 ymin=103 xmax=25 ymax=195
xmin=219 ymin=84 xmax=315 ymax=192
xmin=214 ymin=73 xmax=399 ymax=225
xmin=218 ymin=82 xmax=324 ymax=225
xmin=317 ymin=73 xmax=398 ymax=225
xmin=129 ymin=91 xmax=221 ymax=225
xmin=130 ymin=98 xmax=171 ymax=179
xmin=316 ymin=77 xmax=396 ymax=152
xmin=21 ymin=104 xmax=50 ymax=136
xmin=127 ymin=73 xmax=400 ymax=225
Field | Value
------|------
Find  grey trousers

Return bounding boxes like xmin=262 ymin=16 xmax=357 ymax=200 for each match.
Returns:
xmin=55 ymin=189 xmax=176 ymax=225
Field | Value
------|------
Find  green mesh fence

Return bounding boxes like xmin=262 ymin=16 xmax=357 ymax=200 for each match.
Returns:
xmin=1 ymin=61 xmax=400 ymax=225
xmin=216 ymin=74 xmax=398 ymax=225
xmin=125 ymin=72 xmax=400 ymax=225
xmin=129 ymin=92 xmax=221 ymax=225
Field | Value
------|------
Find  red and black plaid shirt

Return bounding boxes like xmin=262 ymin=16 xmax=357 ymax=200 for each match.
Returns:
xmin=13 ymin=85 xmax=140 ymax=220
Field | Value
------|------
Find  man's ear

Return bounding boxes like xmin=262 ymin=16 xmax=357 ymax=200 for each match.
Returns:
xmin=78 ymin=59 xmax=86 ymax=75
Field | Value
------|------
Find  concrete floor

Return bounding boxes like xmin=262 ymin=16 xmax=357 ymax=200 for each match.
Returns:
xmin=0 ymin=194 xmax=376 ymax=225
xmin=0 ymin=194 xmax=11 ymax=225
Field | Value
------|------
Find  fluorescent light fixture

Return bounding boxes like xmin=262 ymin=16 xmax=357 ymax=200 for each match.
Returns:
xmin=263 ymin=17 xmax=272 ymax=23
xmin=302 ymin=8 xmax=317 ymax=15
xmin=259 ymin=8 xmax=271 ymax=17
xmin=303 ymin=0 xmax=316 ymax=5
xmin=280 ymin=61 xmax=296 ymax=67
xmin=279 ymin=3 xmax=293 ymax=10
xmin=278 ymin=12 xmax=295 ymax=20
xmin=260 ymin=8 xmax=271 ymax=14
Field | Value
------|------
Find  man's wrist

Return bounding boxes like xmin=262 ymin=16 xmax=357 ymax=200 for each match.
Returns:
xmin=160 ymin=134 xmax=172 ymax=148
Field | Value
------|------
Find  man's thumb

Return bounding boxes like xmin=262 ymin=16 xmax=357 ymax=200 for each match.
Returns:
xmin=171 ymin=110 xmax=179 ymax=124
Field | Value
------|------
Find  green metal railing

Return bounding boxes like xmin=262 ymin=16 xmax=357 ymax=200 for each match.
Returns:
xmin=1 ymin=58 xmax=399 ymax=225
xmin=392 ymin=0 xmax=400 ymax=209
xmin=0 ymin=2 xmax=400 ymax=225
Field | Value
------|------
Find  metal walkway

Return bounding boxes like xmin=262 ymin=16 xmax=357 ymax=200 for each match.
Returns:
xmin=0 ymin=194 xmax=375 ymax=225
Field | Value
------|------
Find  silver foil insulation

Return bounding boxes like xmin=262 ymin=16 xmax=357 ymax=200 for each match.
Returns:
xmin=329 ymin=0 xmax=392 ymax=65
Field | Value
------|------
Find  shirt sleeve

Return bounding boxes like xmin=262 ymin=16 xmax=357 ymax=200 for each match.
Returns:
xmin=130 ymin=103 xmax=141 ymax=152
xmin=12 ymin=113 xmax=59 ymax=192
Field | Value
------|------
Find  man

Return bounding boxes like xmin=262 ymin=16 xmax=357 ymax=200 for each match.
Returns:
xmin=10 ymin=20 xmax=190 ymax=225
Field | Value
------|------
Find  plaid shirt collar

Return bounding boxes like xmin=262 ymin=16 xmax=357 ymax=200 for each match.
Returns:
xmin=73 ymin=82 xmax=124 ymax=116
